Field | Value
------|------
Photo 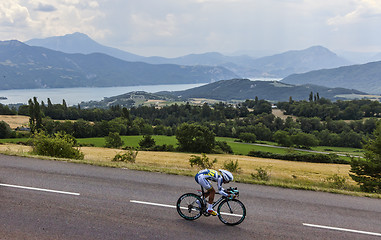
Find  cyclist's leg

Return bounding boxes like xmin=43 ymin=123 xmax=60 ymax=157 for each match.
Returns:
xmin=196 ymin=175 xmax=217 ymax=216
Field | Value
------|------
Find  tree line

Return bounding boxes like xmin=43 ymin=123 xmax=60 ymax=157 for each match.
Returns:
xmin=278 ymin=95 xmax=381 ymax=120
xmin=0 ymin=97 xmax=380 ymax=149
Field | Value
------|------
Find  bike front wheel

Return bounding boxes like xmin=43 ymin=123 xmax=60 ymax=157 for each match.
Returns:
xmin=176 ymin=193 xmax=203 ymax=221
xmin=217 ymin=199 xmax=246 ymax=225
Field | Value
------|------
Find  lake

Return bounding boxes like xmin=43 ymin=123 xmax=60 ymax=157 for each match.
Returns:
xmin=0 ymin=83 xmax=206 ymax=106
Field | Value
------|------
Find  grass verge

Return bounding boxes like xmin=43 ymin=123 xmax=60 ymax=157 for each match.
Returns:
xmin=0 ymin=143 xmax=380 ymax=199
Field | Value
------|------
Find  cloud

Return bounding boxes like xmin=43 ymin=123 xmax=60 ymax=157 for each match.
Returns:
xmin=0 ymin=0 xmax=106 ymax=41
xmin=35 ymin=3 xmax=57 ymax=12
xmin=0 ymin=1 xmax=32 ymax=27
xmin=327 ymin=0 xmax=381 ymax=26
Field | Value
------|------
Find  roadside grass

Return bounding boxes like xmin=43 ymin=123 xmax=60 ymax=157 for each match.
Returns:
xmin=0 ymin=143 xmax=379 ymax=198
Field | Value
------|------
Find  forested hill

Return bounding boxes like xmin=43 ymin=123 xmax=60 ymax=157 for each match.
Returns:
xmin=282 ymin=61 xmax=381 ymax=94
xmin=0 ymin=40 xmax=237 ymax=90
xmin=169 ymin=79 xmax=366 ymax=102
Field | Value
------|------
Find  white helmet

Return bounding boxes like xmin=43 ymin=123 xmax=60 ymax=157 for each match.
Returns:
xmin=219 ymin=169 xmax=233 ymax=182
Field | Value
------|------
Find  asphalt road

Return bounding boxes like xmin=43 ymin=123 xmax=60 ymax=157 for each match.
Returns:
xmin=1 ymin=154 xmax=380 ymax=240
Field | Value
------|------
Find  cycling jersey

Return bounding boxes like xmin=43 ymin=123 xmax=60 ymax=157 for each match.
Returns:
xmin=195 ymin=169 xmax=228 ymax=197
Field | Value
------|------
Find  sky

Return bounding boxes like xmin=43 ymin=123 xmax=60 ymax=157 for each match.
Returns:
xmin=1 ymin=0 xmax=381 ymax=58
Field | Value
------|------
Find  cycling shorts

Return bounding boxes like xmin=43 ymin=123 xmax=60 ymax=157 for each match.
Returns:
xmin=195 ymin=173 xmax=213 ymax=190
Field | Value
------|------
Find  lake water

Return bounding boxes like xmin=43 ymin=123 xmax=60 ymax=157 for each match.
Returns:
xmin=0 ymin=83 xmax=206 ymax=106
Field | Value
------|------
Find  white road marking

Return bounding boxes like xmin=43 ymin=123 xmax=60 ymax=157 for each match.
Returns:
xmin=303 ymin=223 xmax=381 ymax=237
xmin=0 ymin=183 xmax=80 ymax=196
xmin=130 ymin=200 xmax=176 ymax=209
xmin=130 ymin=200 xmax=244 ymax=217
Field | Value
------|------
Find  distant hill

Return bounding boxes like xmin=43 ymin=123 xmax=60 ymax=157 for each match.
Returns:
xmin=25 ymin=33 xmax=352 ymax=78
xmin=167 ymin=79 xmax=366 ymax=102
xmin=77 ymin=79 xmax=368 ymax=107
xmin=0 ymin=40 xmax=237 ymax=90
xmin=25 ymin=32 xmax=145 ymax=62
xmin=281 ymin=61 xmax=381 ymax=94
xmin=248 ymin=46 xmax=351 ymax=78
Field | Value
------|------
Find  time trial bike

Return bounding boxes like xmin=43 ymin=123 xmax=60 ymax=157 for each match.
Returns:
xmin=176 ymin=187 xmax=246 ymax=225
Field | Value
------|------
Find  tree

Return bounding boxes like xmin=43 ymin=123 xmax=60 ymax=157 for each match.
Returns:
xmin=0 ymin=121 xmax=12 ymax=138
xmin=28 ymin=97 xmax=43 ymax=133
xmin=139 ymin=135 xmax=156 ymax=149
xmin=350 ymin=124 xmax=381 ymax=193
xmin=176 ymin=123 xmax=215 ymax=153
xmin=291 ymin=132 xmax=319 ymax=148
xmin=273 ymin=130 xmax=292 ymax=147
xmin=104 ymin=132 xmax=124 ymax=148
xmin=309 ymin=91 xmax=313 ymax=102
xmin=239 ymin=132 xmax=257 ymax=143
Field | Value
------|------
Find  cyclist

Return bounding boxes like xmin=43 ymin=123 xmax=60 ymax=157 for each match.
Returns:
xmin=194 ymin=169 xmax=234 ymax=216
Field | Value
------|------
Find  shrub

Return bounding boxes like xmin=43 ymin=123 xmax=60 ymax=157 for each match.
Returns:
xmin=112 ymin=150 xmax=138 ymax=163
xmin=147 ymin=144 xmax=175 ymax=152
xmin=325 ymin=174 xmax=348 ymax=189
xmin=251 ymin=167 xmax=271 ymax=181
xmin=223 ymin=159 xmax=241 ymax=173
xmin=31 ymin=131 xmax=84 ymax=160
xmin=247 ymin=150 xmax=348 ymax=164
xmin=189 ymin=153 xmax=217 ymax=169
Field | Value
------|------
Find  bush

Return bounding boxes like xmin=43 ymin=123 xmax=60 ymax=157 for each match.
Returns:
xmin=31 ymin=131 xmax=84 ymax=160
xmin=325 ymin=174 xmax=348 ymax=189
xmin=112 ymin=150 xmax=138 ymax=163
xmin=147 ymin=144 xmax=175 ymax=152
xmin=251 ymin=167 xmax=271 ymax=181
xmin=223 ymin=159 xmax=241 ymax=173
xmin=247 ymin=150 xmax=348 ymax=164
xmin=189 ymin=153 xmax=217 ymax=169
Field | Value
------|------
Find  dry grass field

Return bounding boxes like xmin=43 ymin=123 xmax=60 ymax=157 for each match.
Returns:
xmin=0 ymin=115 xmax=29 ymax=129
xmin=0 ymin=143 xmax=362 ymax=195
xmin=272 ymin=109 xmax=297 ymax=121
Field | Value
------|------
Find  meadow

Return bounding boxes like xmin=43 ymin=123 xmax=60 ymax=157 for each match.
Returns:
xmin=1 ymin=136 xmax=377 ymax=198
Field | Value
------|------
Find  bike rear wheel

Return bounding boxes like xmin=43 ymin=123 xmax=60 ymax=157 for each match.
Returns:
xmin=176 ymin=193 xmax=203 ymax=221
xmin=217 ymin=199 xmax=246 ymax=225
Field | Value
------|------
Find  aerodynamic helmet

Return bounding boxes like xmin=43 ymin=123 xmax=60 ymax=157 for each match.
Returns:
xmin=219 ymin=169 xmax=234 ymax=182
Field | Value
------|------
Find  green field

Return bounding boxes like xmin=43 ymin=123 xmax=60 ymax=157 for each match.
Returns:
xmin=1 ymin=135 xmax=362 ymax=160
xmin=77 ymin=135 xmax=178 ymax=148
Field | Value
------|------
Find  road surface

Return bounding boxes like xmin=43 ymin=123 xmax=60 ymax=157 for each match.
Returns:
xmin=0 ymin=154 xmax=380 ymax=239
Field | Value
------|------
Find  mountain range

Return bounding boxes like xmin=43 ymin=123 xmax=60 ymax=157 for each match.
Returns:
xmin=0 ymin=40 xmax=236 ymax=90
xmin=25 ymin=33 xmax=351 ymax=78
xmin=0 ymin=32 xmax=378 ymax=95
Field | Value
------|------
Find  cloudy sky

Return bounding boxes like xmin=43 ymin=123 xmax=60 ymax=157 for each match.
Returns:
xmin=1 ymin=0 xmax=381 ymax=57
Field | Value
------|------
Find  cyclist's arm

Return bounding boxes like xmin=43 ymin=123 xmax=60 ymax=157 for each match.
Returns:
xmin=217 ymin=177 xmax=229 ymax=197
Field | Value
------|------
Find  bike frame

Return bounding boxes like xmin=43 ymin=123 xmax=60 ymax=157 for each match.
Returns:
xmin=199 ymin=187 xmax=232 ymax=213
